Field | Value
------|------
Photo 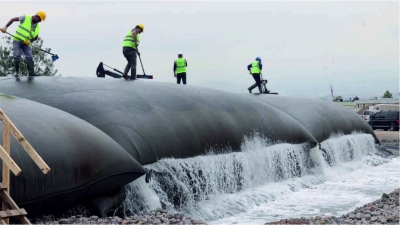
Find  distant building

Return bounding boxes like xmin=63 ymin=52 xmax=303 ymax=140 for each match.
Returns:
xmin=333 ymin=97 xmax=399 ymax=115
xmin=352 ymin=98 xmax=399 ymax=115
xmin=354 ymin=98 xmax=399 ymax=108
xmin=370 ymin=104 xmax=400 ymax=111
xmin=329 ymin=85 xmax=398 ymax=113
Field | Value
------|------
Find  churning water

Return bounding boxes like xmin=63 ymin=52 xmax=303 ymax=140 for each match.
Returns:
xmin=121 ymin=133 xmax=400 ymax=224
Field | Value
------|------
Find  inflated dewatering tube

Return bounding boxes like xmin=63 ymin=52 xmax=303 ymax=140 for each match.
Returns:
xmin=0 ymin=93 xmax=146 ymax=216
xmin=0 ymin=77 xmax=319 ymax=166
xmin=0 ymin=77 xmax=380 ymax=216
xmin=245 ymin=94 xmax=379 ymax=144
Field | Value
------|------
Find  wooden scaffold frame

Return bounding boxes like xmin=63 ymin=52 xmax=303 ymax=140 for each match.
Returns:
xmin=0 ymin=108 xmax=51 ymax=224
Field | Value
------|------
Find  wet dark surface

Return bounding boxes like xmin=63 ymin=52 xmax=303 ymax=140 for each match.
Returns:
xmin=1 ymin=76 xmax=321 ymax=165
xmin=248 ymin=94 xmax=380 ymax=144
xmin=0 ymin=94 xmax=146 ymax=216
xmin=0 ymin=76 xmax=380 ymax=217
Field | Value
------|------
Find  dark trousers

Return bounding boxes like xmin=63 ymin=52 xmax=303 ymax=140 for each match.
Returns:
xmin=177 ymin=72 xmax=187 ymax=84
xmin=123 ymin=47 xmax=137 ymax=79
xmin=13 ymin=41 xmax=35 ymax=76
xmin=249 ymin=73 xmax=262 ymax=93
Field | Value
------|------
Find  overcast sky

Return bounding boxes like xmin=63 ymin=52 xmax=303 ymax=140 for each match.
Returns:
xmin=1 ymin=0 xmax=399 ymax=99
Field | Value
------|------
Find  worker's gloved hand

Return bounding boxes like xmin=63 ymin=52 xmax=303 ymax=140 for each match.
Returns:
xmin=174 ymin=72 xmax=177 ymax=77
xmin=23 ymin=40 xmax=30 ymax=45
xmin=0 ymin=26 xmax=6 ymax=33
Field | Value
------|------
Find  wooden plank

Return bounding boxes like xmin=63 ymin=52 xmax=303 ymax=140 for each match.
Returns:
xmin=0 ymin=208 xmax=30 ymax=224
xmin=2 ymin=121 xmax=10 ymax=163
xmin=9 ymin=126 xmax=50 ymax=174
xmin=0 ymin=209 xmax=27 ymax=218
xmin=16 ymin=215 xmax=31 ymax=224
xmin=0 ymin=190 xmax=19 ymax=210
xmin=0 ymin=110 xmax=32 ymax=225
xmin=0 ymin=110 xmax=51 ymax=174
xmin=2 ymin=120 xmax=11 ymax=184
xmin=0 ymin=145 xmax=22 ymax=176
xmin=0 ymin=190 xmax=30 ymax=224
xmin=2 ymin=118 xmax=10 ymax=225
xmin=0 ymin=184 xmax=6 ymax=191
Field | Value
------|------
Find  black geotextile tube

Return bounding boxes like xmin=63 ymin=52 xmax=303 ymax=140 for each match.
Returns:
xmin=0 ymin=76 xmax=319 ymax=167
xmin=246 ymin=94 xmax=379 ymax=144
xmin=0 ymin=94 xmax=146 ymax=216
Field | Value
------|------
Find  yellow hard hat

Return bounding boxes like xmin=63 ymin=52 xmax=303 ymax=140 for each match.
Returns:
xmin=36 ymin=11 xmax=46 ymax=22
xmin=137 ymin=23 xmax=144 ymax=32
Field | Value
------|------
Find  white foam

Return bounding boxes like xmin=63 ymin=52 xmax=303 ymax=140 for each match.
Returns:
xmin=121 ymin=133 xmax=399 ymax=224
xmin=211 ymin=156 xmax=399 ymax=225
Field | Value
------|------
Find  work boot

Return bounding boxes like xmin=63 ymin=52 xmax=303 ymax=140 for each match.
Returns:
xmin=248 ymin=83 xmax=257 ymax=93
xmin=122 ymin=74 xmax=129 ymax=80
xmin=247 ymin=88 xmax=252 ymax=93
xmin=14 ymin=60 xmax=20 ymax=78
xmin=27 ymin=60 xmax=40 ymax=76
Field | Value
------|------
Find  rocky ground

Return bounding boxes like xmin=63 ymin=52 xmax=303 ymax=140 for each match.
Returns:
xmin=379 ymin=139 xmax=399 ymax=147
xmin=264 ymin=188 xmax=399 ymax=225
xmin=30 ymin=207 xmax=207 ymax=224
xmin=30 ymin=188 xmax=399 ymax=225
xmin=29 ymin=137 xmax=399 ymax=225
xmin=30 ymin=188 xmax=400 ymax=225
xmin=264 ymin=134 xmax=399 ymax=225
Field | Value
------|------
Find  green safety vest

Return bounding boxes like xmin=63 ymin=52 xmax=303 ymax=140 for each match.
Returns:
xmin=175 ymin=58 xmax=187 ymax=74
xmin=251 ymin=61 xmax=261 ymax=74
xmin=14 ymin=15 xmax=40 ymax=42
xmin=122 ymin=29 xmax=140 ymax=49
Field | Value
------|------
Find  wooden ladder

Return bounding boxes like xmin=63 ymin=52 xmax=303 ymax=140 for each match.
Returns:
xmin=0 ymin=183 xmax=29 ymax=224
xmin=0 ymin=108 xmax=51 ymax=224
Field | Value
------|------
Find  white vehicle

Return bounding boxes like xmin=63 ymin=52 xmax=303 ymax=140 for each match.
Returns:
xmin=362 ymin=110 xmax=380 ymax=122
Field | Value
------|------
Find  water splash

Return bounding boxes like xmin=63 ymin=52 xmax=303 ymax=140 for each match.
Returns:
xmin=121 ymin=133 xmax=379 ymax=222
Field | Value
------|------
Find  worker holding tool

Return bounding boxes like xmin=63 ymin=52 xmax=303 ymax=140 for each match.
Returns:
xmin=122 ymin=23 xmax=144 ymax=80
xmin=247 ymin=56 xmax=269 ymax=93
xmin=0 ymin=11 xmax=46 ymax=77
xmin=173 ymin=51 xmax=187 ymax=85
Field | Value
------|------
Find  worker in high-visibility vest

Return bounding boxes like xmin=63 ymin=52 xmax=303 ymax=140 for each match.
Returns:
xmin=247 ymin=56 xmax=269 ymax=93
xmin=174 ymin=51 xmax=188 ymax=85
xmin=122 ymin=23 xmax=144 ymax=80
xmin=0 ymin=11 xmax=46 ymax=77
